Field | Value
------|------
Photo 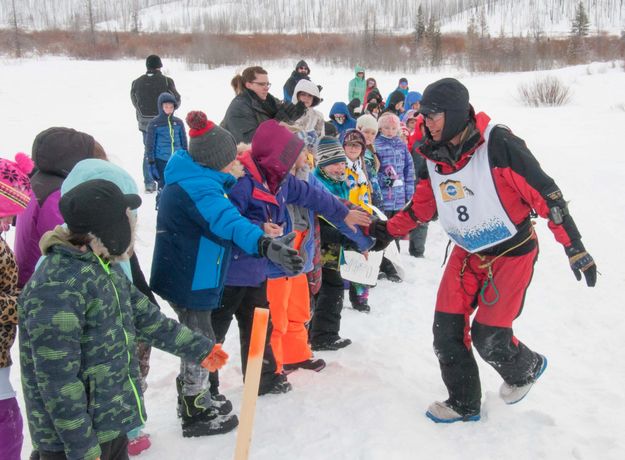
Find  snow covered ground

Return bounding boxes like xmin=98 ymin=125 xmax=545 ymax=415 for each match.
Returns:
xmin=3 ymin=57 xmax=625 ymax=459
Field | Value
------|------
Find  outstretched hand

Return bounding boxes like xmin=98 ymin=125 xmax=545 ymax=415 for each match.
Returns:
xmin=369 ymin=218 xmax=394 ymax=252
xmin=201 ymin=343 xmax=229 ymax=372
xmin=260 ymin=232 xmax=304 ymax=274
xmin=344 ymin=209 xmax=371 ymax=232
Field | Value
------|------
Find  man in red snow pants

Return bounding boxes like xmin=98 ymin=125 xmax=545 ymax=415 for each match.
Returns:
xmin=369 ymin=78 xmax=597 ymax=423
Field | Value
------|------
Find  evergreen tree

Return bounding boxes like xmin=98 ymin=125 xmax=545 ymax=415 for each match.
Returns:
xmin=426 ymin=15 xmax=442 ymax=67
xmin=414 ymin=5 xmax=426 ymax=47
xmin=570 ymin=1 xmax=590 ymax=37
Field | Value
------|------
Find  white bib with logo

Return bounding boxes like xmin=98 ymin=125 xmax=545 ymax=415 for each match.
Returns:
xmin=426 ymin=124 xmax=517 ymax=253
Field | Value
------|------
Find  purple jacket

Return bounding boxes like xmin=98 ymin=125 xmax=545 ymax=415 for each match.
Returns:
xmin=225 ymin=152 xmax=350 ymax=287
xmin=374 ymin=134 xmax=415 ymax=211
xmin=14 ymin=190 xmax=63 ymax=287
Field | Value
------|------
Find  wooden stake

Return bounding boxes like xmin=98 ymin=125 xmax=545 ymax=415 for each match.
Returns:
xmin=234 ymin=307 xmax=269 ymax=460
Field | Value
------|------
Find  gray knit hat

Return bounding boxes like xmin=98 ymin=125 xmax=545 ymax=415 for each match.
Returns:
xmin=186 ymin=111 xmax=236 ymax=171
xmin=316 ymin=136 xmax=346 ymax=168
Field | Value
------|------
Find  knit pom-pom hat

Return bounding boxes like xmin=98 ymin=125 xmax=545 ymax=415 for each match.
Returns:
xmin=0 ymin=152 xmax=34 ymax=217
xmin=185 ymin=110 xmax=236 ymax=171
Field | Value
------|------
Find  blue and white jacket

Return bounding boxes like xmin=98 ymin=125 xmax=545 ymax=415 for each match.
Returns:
xmin=150 ymin=150 xmax=264 ymax=310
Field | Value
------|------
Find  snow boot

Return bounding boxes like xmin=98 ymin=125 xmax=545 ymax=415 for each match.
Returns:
xmin=425 ymin=401 xmax=481 ymax=423
xmin=127 ymin=432 xmax=151 ymax=456
xmin=352 ymin=301 xmax=371 ymax=313
xmin=283 ymin=358 xmax=327 ymax=375
xmin=311 ymin=337 xmax=352 ymax=351
xmin=500 ymin=354 xmax=548 ymax=405
xmin=177 ymin=376 xmax=233 ymax=418
xmin=258 ymin=372 xmax=293 ymax=396
xmin=181 ymin=393 xmax=238 ymax=437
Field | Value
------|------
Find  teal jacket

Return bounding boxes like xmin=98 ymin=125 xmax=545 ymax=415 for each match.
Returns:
xmin=348 ymin=66 xmax=366 ymax=103
xmin=19 ymin=229 xmax=213 ymax=460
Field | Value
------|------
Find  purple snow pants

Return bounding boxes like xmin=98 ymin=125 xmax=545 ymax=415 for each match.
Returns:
xmin=0 ymin=397 xmax=24 ymax=460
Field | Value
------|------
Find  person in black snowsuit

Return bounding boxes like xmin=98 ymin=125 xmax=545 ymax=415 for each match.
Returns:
xmin=130 ymin=55 xmax=181 ymax=192
xmin=221 ymin=66 xmax=306 ymax=144
xmin=282 ymin=60 xmax=311 ymax=102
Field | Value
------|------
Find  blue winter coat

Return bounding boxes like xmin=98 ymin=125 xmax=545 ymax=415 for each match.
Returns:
xmin=150 ymin=150 xmax=264 ymax=310
xmin=329 ymin=102 xmax=357 ymax=140
xmin=145 ymin=93 xmax=188 ymax=162
xmin=225 ymin=153 xmax=351 ymax=287
xmin=374 ymin=135 xmax=416 ymax=211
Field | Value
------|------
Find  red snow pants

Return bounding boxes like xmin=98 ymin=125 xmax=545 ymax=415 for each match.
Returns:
xmin=433 ymin=242 xmax=542 ymax=414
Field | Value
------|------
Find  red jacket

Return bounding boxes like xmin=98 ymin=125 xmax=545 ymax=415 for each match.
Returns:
xmin=387 ymin=111 xmax=581 ymax=254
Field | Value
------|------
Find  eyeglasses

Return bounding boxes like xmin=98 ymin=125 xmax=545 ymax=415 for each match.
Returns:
xmin=334 ymin=115 xmax=346 ymax=120
xmin=423 ymin=112 xmax=444 ymax=122
xmin=251 ymin=81 xmax=271 ymax=88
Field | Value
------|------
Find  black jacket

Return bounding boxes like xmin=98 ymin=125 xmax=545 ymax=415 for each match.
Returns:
xmin=130 ymin=70 xmax=181 ymax=131
xmin=282 ymin=60 xmax=310 ymax=102
xmin=221 ymin=89 xmax=304 ymax=144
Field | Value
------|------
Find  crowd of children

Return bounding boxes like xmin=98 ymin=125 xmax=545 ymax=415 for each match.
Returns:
xmin=0 ymin=57 xmax=597 ymax=460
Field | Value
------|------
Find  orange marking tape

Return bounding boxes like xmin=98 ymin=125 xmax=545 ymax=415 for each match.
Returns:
xmin=234 ymin=307 xmax=269 ymax=460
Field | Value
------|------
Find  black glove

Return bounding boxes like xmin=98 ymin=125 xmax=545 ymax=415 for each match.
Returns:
xmin=259 ymin=232 xmax=304 ymax=274
xmin=369 ymin=218 xmax=394 ymax=252
xmin=281 ymin=100 xmax=306 ymax=121
xmin=341 ymin=235 xmax=360 ymax=252
xmin=565 ymin=242 xmax=597 ymax=287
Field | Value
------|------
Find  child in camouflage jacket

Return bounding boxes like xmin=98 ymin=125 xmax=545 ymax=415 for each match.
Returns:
xmin=19 ymin=179 xmax=227 ymax=460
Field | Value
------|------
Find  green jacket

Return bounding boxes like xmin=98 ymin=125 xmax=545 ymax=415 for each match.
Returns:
xmin=348 ymin=66 xmax=366 ymax=103
xmin=19 ymin=228 xmax=213 ymax=460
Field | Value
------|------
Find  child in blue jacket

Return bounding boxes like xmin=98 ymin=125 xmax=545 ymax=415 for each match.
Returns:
xmin=145 ymin=92 xmax=188 ymax=204
xmin=150 ymin=111 xmax=303 ymax=438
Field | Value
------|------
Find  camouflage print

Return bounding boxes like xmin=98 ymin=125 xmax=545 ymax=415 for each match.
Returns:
xmin=19 ymin=239 xmax=213 ymax=460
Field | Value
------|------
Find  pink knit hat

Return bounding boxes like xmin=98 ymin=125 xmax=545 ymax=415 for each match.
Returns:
xmin=0 ymin=153 xmax=34 ymax=217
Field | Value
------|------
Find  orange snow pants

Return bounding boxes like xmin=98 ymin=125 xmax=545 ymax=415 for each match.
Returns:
xmin=267 ymin=231 xmax=313 ymax=373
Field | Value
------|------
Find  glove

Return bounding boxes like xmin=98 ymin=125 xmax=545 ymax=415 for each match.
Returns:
xmin=148 ymin=162 xmax=160 ymax=181
xmin=565 ymin=243 xmax=597 ymax=287
xmin=283 ymin=100 xmax=307 ymax=121
xmin=369 ymin=218 xmax=394 ymax=252
xmin=341 ymin=235 xmax=360 ymax=252
xmin=201 ymin=343 xmax=229 ymax=372
xmin=259 ymin=232 xmax=304 ymax=274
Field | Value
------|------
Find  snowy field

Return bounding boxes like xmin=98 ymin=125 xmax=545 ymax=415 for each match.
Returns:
xmin=3 ymin=57 xmax=625 ymax=459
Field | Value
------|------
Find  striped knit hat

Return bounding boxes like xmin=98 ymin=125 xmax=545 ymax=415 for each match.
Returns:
xmin=0 ymin=153 xmax=34 ymax=217
xmin=186 ymin=110 xmax=236 ymax=171
xmin=316 ymin=136 xmax=346 ymax=168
